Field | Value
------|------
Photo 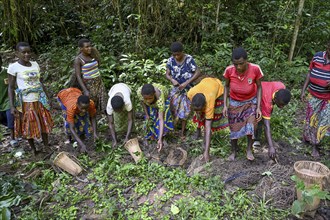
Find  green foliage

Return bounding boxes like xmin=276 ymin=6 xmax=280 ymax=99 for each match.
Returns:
xmin=0 ymin=175 xmax=29 ymax=220
xmin=291 ymin=175 xmax=330 ymax=217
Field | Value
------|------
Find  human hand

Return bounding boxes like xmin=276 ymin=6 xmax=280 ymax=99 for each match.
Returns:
xmin=300 ymin=91 xmax=306 ymax=102
xmin=171 ymin=79 xmax=179 ymax=86
xmin=112 ymin=140 xmax=118 ymax=148
xmin=327 ymin=80 xmax=330 ymax=89
xmin=79 ymin=143 xmax=88 ymax=153
xmin=93 ymin=133 xmax=98 ymax=141
xmin=179 ymin=82 xmax=187 ymax=90
xmin=203 ymin=151 xmax=210 ymax=163
xmin=10 ymin=107 xmax=19 ymax=117
xmin=222 ymin=106 xmax=228 ymax=118
xmin=268 ymin=146 xmax=276 ymax=160
xmin=256 ymin=108 xmax=262 ymax=121
xmin=157 ymin=139 xmax=163 ymax=152
xmin=84 ymin=90 xmax=90 ymax=97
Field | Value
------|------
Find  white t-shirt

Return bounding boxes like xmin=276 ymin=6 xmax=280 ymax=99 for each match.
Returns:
xmin=7 ymin=61 xmax=41 ymax=102
xmin=106 ymin=83 xmax=132 ymax=115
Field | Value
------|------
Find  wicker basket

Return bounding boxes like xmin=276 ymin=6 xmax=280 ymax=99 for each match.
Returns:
xmin=294 ymin=161 xmax=330 ymax=185
xmin=53 ymin=152 xmax=82 ymax=176
xmin=124 ymin=138 xmax=143 ymax=163
xmin=293 ymin=161 xmax=330 ymax=215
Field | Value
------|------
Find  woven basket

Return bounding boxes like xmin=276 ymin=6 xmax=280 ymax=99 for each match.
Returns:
xmin=124 ymin=138 xmax=143 ymax=163
xmin=294 ymin=161 xmax=330 ymax=185
xmin=293 ymin=161 xmax=330 ymax=215
xmin=53 ymin=152 xmax=82 ymax=176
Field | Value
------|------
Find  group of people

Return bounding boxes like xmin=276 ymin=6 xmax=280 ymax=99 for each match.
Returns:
xmin=0 ymin=40 xmax=329 ymax=162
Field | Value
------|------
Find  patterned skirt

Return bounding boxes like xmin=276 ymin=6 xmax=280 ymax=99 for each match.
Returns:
xmin=84 ymin=76 xmax=107 ymax=113
xmin=15 ymin=102 xmax=53 ymax=139
xmin=58 ymin=99 xmax=92 ymax=137
xmin=169 ymin=87 xmax=191 ymax=120
xmin=228 ymin=97 xmax=257 ymax=139
xmin=193 ymin=96 xmax=229 ymax=132
xmin=145 ymin=98 xmax=174 ymax=140
xmin=303 ymin=96 xmax=330 ymax=145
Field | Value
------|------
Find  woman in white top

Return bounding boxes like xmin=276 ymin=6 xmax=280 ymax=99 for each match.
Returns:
xmin=8 ymin=42 xmax=53 ymax=155
xmin=106 ymin=83 xmax=134 ymax=147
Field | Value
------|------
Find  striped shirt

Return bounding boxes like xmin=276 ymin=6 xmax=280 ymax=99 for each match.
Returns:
xmin=308 ymin=51 xmax=330 ymax=100
xmin=80 ymin=58 xmax=100 ymax=79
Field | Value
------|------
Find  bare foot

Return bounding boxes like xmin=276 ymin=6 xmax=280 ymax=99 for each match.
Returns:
xmin=228 ymin=153 xmax=236 ymax=161
xmin=312 ymin=147 xmax=320 ymax=158
xmin=246 ymin=150 xmax=255 ymax=161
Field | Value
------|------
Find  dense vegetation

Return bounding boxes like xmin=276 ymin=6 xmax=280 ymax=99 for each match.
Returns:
xmin=1 ymin=0 xmax=330 ymax=219
xmin=2 ymin=0 xmax=330 ymax=91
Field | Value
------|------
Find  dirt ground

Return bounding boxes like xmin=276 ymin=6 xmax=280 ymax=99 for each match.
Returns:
xmin=1 ymin=106 xmax=330 ymax=219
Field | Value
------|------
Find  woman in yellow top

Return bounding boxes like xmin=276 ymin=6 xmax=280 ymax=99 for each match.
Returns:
xmin=187 ymin=77 xmax=229 ymax=162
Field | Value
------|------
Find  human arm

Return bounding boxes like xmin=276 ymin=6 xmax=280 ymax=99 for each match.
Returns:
xmin=107 ymin=114 xmax=118 ymax=147
xmin=263 ymin=118 xmax=276 ymax=159
xmin=300 ymin=71 xmax=310 ymax=102
xmin=124 ymin=110 xmax=133 ymax=143
xmin=69 ymin=123 xmax=88 ymax=152
xmin=157 ymin=111 xmax=165 ymax=152
xmin=141 ymin=101 xmax=149 ymax=120
xmin=179 ymin=67 xmax=202 ymax=90
xmin=91 ymin=115 xmax=98 ymax=140
xmin=222 ymin=78 xmax=230 ymax=117
xmin=255 ymin=79 xmax=262 ymax=121
xmin=203 ymin=119 xmax=212 ymax=162
xmin=165 ymin=68 xmax=179 ymax=86
xmin=74 ymin=57 xmax=89 ymax=96
xmin=8 ymin=75 xmax=19 ymax=116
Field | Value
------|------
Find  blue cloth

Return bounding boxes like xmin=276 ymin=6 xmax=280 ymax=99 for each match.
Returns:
xmin=58 ymin=98 xmax=92 ymax=138
xmin=0 ymin=109 xmax=14 ymax=129
xmin=15 ymin=85 xmax=50 ymax=110
xmin=145 ymin=97 xmax=174 ymax=139
xmin=166 ymin=54 xmax=197 ymax=90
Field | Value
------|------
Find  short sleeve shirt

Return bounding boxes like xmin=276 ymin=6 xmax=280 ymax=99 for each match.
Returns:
xmin=166 ymin=54 xmax=197 ymax=88
xmin=138 ymin=83 xmax=169 ymax=112
xmin=106 ymin=83 xmax=133 ymax=115
xmin=57 ymin=88 xmax=96 ymax=124
xmin=308 ymin=51 xmax=330 ymax=100
xmin=261 ymin=82 xmax=285 ymax=119
xmin=223 ymin=63 xmax=263 ymax=101
xmin=187 ymin=78 xmax=224 ymax=119
xmin=7 ymin=61 xmax=41 ymax=102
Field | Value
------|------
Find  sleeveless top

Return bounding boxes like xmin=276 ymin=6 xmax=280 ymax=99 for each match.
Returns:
xmin=79 ymin=57 xmax=100 ymax=79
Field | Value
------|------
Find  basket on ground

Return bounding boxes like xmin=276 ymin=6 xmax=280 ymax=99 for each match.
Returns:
xmin=124 ymin=138 xmax=143 ymax=163
xmin=293 ymin=161 xmax=330 ymax=215
xmin=53 ymin=151 xmax=82 ymax=176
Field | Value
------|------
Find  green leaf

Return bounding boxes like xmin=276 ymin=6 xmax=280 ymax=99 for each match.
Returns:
xmin=171 ymin=204 xmax=180 ymax=215
xmin=262 ymin=171 xmax=272 ymax=177
xmin=291 ymin=200 xmax=303 ymax=216
xmin=1 ymin=207 xmax=11 ymax=220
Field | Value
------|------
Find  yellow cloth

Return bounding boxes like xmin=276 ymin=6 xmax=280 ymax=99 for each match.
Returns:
xmin=187 ymin=77 xmax=224 ymax=119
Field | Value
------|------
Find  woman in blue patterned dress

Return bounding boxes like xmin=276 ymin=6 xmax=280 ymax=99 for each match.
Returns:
xmin=165 ymin=42 xmax=201 ymax=138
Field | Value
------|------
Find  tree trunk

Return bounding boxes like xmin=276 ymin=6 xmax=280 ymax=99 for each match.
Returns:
xmin=288 ymin=0 xmax=305 ymax=62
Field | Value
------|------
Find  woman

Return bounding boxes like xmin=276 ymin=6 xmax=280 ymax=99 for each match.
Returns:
xmin=8 ymin=42 xmax=53 ymax=155
xmin=74 ymin=38 xmax=107 ymax=113
xmin=223 ymin=47 xmax=263 ymax=161
xmin=165 ymin=42 xmax=201 ymax=138
xmin=138 ymin=83 xmax=174 ymax=152
xmin=301 ymin=41 xmax=330 ymax=157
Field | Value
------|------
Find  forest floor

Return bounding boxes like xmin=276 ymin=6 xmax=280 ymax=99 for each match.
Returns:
xmin=1 ymin=106 xmax=330 ymax=219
